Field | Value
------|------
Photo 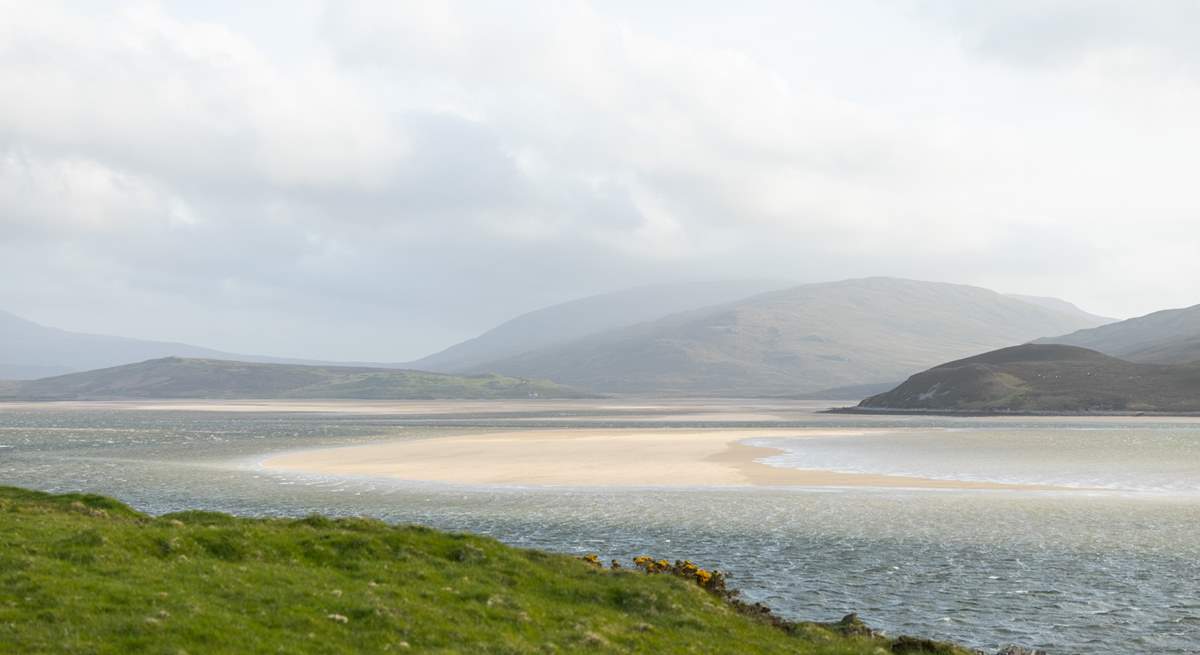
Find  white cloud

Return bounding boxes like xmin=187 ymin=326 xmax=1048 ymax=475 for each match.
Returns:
xmin=0 ymin=150 xmax=193 ymax=236
xmin=2 ymin=0 xmax=1200 ymax=359
xmin=0 ymin=1 xmax=407 ymax=191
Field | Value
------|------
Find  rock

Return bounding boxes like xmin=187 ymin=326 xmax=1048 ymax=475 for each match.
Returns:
xmin=891 ymin=635 xmax=968 ymax=654
xmin=995 ymin=647 xmax=1047 ymax=655
xmin=835 ymin=612 xmax=876 ymax=637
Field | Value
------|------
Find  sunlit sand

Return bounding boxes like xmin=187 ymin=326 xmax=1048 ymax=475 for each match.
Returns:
xmin=260 ymin=427 xmax=1051 ymax=489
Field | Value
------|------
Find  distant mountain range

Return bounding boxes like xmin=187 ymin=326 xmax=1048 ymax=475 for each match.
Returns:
xmin=408 ymin=280 xmax=790 ymax=372
xmin=0 ymin=358 xmax=585 ymax=401
xmin=857 ymin=344 xmax=1200 ymax=413
xmin=1005 ymin=294 xmax=1115 ymax=325
xmin=1037 ymin=304 xmax=1200 ymax=365
xmin=0 ymin=310 xmax=353 ymax=380
xmin=2 ymin=278 xmax=1115 ymax=397
xmin=0 ymin=281 xmax=788 ymax=381
xmin=440 ymin=278 xmax=1112 ymax=395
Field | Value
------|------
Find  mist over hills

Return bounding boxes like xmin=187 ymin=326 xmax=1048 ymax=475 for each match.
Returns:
xmin=0 ymin=358 xmax=584 ymax=401
xmin=2 ymin=278 xmax=1115 ymax=397
xmin=1037 ymin=304 xmax=1200 ymax=365
xmin=453 ymin=278 xmax=1112 ymax=395
xmin=408 ymin=280 xmax=789 ymax=373
xmin=858 ymin=344 xmax=1200 ymax=413
xmin=1004 ymin=294 xmax=1116 ymax=324
xmin=0 ymin=310 xmax=333 ymax=380
xmin=0 ymin=281 xmax=788 ymax=381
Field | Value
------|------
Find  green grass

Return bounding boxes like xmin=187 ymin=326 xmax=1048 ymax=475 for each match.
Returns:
xmin=861 ymin=344 xmax=1200 ymax=413
xmin=0 ymin=486 xmax=975 ymax=654
xmin=1 ymin=357 xmax=591 ymax=401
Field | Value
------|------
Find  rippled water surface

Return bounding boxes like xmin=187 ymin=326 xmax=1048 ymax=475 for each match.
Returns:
xmin=2 ymin=400 xmax=1199 ymax=654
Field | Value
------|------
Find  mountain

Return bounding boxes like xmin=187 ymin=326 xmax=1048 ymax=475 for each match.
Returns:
xmin=789 ymin=381 xmax=904 ymax=401
xmin=408 ymin=280 xmax=789 ymax=373
xmin=0 ymin=310 xmax=412 ymax=380
xmin=857 ymin=344 xmax=1200 ymax=413
xmin=0 ymin=310 xmax=299 ymax=380
xmin=1037 ymin=304 xmax=1200 ymax=365
xmin=458 ymin=278 xmax=1114 ymax=395
xmin=0 ymin=357 xmax=586 ymax=400
xmin=1004 ymin=294 xmax=1114 ymax=324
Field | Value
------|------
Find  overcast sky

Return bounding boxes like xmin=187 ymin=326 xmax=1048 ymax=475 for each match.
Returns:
xmin=3 ymin=1 xmax=1200 ymax=360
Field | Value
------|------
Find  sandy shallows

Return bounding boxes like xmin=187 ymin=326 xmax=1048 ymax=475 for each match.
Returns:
xmin=259 ymin=428 xmax=1042 ymax=489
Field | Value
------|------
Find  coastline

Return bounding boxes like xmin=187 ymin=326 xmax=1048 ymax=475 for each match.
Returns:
xmin=259 ymin=428 xmax=1056 ymax=490
xmin=828 ymin=406 xmax=1200 ymax=417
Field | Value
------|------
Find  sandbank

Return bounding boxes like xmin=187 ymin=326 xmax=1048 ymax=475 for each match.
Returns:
xmin=259 ymin=428 xmax=1052 ymax=490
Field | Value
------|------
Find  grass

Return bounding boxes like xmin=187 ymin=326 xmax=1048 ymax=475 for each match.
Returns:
xmin=1 ymin=357 xmax=591 ymax=400
xmin=861 ymin=343 xmax=1200 ymax=413
xmin=0 ymin=486 xmax=977 ymax=654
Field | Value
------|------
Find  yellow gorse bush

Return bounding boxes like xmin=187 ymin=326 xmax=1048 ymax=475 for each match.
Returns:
xmin=583 ymin=554 xmax=728 ymax=595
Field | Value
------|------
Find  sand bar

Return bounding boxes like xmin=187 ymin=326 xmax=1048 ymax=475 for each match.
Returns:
xmin=260 ymin=428 xmax=1053 ymax=490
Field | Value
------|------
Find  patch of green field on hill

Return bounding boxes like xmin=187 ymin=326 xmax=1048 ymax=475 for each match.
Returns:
xmin=0 ymin=357 xmax=589 ymax=400
xmin=0 ymin=486 xmax=976 ymax=654
xmin=860 ymin=344 xmax=1200 ymax=413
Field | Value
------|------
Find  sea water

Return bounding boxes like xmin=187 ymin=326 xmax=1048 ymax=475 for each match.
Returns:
xmin=1 ymin=402 xmax=1198 ymax=654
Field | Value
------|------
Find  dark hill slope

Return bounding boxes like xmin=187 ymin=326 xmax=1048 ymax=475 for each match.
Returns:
xmin=1038 ymin=304 xmax=1200 ymax=365
xmin=859 ymin=344 xmax=1200 ymax=413
xmin=468 ymin=278 xmax=1113 ymax=395
xmin=0 ymin=357 xmax=584 ymax=400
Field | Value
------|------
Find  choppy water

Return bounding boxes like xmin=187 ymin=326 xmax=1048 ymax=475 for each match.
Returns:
xmin=750 ymin=427 xmax=1200 ymax=494
xmin=2 ymin=401 xmax=1199 ymax=654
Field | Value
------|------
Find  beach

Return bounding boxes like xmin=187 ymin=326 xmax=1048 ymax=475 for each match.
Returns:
xmin=259 ymin=428 xmax=1046 ymax=489
xmin=6 ymin=402 xmax=1197 ymax=653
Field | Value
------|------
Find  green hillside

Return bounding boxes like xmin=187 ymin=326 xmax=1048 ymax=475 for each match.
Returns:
xmin=858 ymin=344 xmax=1200 ymax=413
xmin=0 ymin=486 xmax=982 ymax=654
xmin=0 ymin=357 xmax=586 ymax=400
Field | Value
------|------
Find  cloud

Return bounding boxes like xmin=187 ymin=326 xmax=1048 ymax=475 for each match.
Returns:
xmin=914 ymin=0 xmax=1200 ymax=70
xmin=1 ymin=0 xmax=1199 ymax=359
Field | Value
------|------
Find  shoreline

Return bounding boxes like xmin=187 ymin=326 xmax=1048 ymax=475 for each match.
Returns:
xmin=828 ymin=406 xmax=1200 ymax=417
xmin=259 ymin=428 xmax=1059 ymax=490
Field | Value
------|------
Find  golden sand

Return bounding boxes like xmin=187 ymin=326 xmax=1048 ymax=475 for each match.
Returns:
xmin=260 ymin=428 xmax=1048 ymax=490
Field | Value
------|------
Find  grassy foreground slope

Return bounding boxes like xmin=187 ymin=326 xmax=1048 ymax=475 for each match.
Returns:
xmin=0 ymin=487 xmax=976 ymax=655
xmin=0 ymin=357 xmax=586 ymax=400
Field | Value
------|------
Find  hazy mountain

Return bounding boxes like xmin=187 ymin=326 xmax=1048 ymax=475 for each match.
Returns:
xmin=790 ymin=381 xmax=903 ymax=401
xmin=0 ymin=310 xmax=400 ymax=380
xmin=0 ymin=358 xmax=585 ymax=400
xmin=1037 ymin=304 xmax=1200 ymax=365
xmin=0 ymin=310 xmax=247 ymax=379
xmin=462 ymin=278 xmax=1114 ymax=395
xmin=858 ymin=344 xmax=1200 ymax=413
xmin=408 ymin=280 xmax=789 ymax=373
xmin=1004 ymin=294 xmax=1114 ymax=324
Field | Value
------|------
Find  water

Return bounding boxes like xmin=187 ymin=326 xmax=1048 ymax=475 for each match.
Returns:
xmin=750 ymin=427 xmax=1200 ymax=494
xmin=2 ymin=401 xmax=1198 ymax=654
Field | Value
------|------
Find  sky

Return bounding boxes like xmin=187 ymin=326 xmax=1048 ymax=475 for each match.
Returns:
xmin=3 ymin=0 xmax=1200 ymax=361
